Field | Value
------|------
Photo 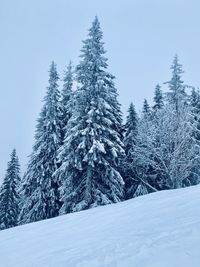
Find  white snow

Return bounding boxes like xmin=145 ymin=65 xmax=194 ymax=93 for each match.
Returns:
xmin=0 ymin=185 xmax=200 ymax=267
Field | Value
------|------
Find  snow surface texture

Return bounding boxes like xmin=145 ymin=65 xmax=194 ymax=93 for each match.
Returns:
xmin=0 ymin=185 xmax=200 ymax=267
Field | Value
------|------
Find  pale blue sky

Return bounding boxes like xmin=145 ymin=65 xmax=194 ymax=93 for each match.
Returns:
xmin=1 ymin=0 xmax=200 ymax=179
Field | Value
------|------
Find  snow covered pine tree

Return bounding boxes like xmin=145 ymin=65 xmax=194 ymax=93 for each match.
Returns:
xmin=123 ymin=103 xmax=139 ymax=199
xmin=19 ymin=62 xmax=63 ymax=224
xmin=0 ymin=149 xmax=21 ymax=230
xmin=56 ymin=16 xmax=124 ymax=214
xmin=61 ymin=61 xmax=74 ymax=135
xmin=152 ymin=84 xmax=164 ymax=111
xmin=165 ymin=54 xmax=187 ymax=112
xmin=142 ymin=98 xmax=151 ymax=116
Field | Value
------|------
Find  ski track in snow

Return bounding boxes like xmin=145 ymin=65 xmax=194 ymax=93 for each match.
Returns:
xmin=0 ymin=185 xmax=200 ymax=267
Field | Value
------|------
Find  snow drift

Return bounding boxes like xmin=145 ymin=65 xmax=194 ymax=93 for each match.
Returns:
xmin=0 ymin=185 xmax=200 ymax=267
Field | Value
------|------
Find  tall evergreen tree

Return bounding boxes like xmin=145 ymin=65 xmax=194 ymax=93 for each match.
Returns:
xmin=165 ymin=55 xmax=186 ymax=112
xmin=56 ymin=17 xmax=124 ymax=214
xmin=61 ymin=61 xmax=74 ymax=132
xmin=0 ymin=149 xmax=20 ymax=230
xmin=153 ymin=84 xmax=164 ymax=110
xmin=19 ymin=62 xmax=63 ymax=224
xmin=123 ymin=103 xmax=138 ymax=199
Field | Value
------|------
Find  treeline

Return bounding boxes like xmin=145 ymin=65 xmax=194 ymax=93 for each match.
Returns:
xmin=0 ymin=17 xmax=200 ymax=230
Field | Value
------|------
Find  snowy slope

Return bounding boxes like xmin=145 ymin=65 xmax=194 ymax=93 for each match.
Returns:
xmin=0 ymin=186 xmax=200 ymax=267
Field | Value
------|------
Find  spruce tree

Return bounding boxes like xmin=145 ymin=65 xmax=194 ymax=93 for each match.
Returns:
xmin=56 ymin=17 xmax=124 ymax=214
xmin=142 ymin=99 xmax=151 ymax=115
xmin=124 ymin=103 xmax=138 ymax=153
xmin=153 ymin=84 xmax=164 ymax=110
xmin=19 ymin=62 xmax=63 ymax=224
xmin=165 ymin=55 xmax=186 ymax=112
xmin=61 ymin=61 xmax=74 ymax=132
xmin=0 ymin=149 xmax=20 ymax=230
xmin=123 ymin=103 xmax=138 ymax=199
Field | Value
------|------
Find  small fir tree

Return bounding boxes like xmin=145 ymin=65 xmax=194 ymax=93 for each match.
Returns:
xmin=153 ymin=84 xmax=164 ymax=110
xmin=0 ymin=149 xmax=20 ymax=230
xmin=142 ymin=99 xmax=151 ymax=115
xmin=123 ymin=103 xmax=138 ymax=199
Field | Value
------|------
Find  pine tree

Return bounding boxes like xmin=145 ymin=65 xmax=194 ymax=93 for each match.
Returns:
xmin=56 ymin=17 xmax=124 ymax=214
xmin=123 ymin=103 xmax=138 ymax=199
xmin=165 ymin=55 xmax=187 ymax=112
xmin=61 ymin=61 xmax=74 ymax=132
xmin=142 ymin=99 xmax=151 ymax=115
xmin=124 ymin=103 xmax=138 ymax=153
xmin=19 ymin=62 xmax=63 ymax=224
xmin=0 ymin=149 xmax=20 ymax=230
xmin=153 ymin=84 xmax=164 ymax=110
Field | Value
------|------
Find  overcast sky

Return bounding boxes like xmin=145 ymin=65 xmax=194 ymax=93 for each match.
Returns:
xmin=1 ymin=0 xmax=200 ymax=179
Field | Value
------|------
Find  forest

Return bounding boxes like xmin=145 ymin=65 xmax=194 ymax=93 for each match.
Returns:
xmin=0 ymin=16 xmax=200 ymax=230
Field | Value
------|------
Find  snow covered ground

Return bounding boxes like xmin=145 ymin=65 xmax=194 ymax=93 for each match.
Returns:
xmin=0 ymin=185 xmax=200 ymax=267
